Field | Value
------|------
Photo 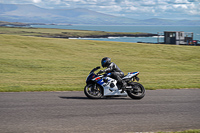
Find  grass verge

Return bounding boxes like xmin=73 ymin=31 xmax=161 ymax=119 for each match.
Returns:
xmin=157 ymin=129 xmax=200 ymax=133
xmin=0 ymin=34 xmax=200 ymax=92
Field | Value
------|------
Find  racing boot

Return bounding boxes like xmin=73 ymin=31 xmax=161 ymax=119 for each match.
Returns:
xmin=120 ymin=81 xmax=127 ymax=93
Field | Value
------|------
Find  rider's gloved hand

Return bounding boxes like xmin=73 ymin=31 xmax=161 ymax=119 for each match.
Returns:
xmin=98 ymin=70 xmax=104 ymax=74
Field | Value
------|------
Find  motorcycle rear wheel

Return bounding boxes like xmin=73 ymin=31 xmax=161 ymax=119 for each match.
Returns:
xmin=127 ymin=82 xmax=145 ymax=99
xmin=84 ymin=83 xmax=103 ymax=99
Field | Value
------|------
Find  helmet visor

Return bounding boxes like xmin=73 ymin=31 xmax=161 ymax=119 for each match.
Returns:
xmin=101 ymin=59 xmax=107 ymax=67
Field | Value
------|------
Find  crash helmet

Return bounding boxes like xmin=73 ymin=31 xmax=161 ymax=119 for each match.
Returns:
xmin=101 ymin=57 xmax=111 ymax=68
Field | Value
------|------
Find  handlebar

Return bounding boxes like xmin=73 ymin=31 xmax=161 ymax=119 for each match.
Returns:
xmin=97 ymin=70 xmax=104 ymax=75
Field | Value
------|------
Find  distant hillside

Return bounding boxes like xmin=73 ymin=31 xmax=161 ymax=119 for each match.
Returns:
xmin=0 ymin=3 xmax=200 ymax=25
xmin=0 ymin=3 xmax=138 ymax=25
xmin=0 ymin=21 xmax=29 ymax=26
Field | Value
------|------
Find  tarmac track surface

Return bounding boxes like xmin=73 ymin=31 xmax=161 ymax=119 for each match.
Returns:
xmin=0 ymin=89 xmax=200 ymax=133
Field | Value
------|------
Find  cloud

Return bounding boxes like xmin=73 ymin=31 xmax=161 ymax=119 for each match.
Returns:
xmin=141 ymin=0 xmax=156 ymax=6
xmin=0 ymin=0 xmax=200 ymax=19
xmin=174 ymin=0 xmax=189 ymax=4
xmin=100 ymin=5 xmax=122 ymax=12
xmin=32 ymin=0 xmax=41 ymax=3
xmin=173 ymin=4 xmax=188 ymax=9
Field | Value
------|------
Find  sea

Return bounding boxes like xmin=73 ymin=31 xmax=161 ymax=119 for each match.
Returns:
xmin=30 ymin=25 xmax=200 ymax=43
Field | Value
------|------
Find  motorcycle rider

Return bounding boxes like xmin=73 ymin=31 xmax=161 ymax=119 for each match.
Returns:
xmin=98 ymin=57 xmax=126 ymax=93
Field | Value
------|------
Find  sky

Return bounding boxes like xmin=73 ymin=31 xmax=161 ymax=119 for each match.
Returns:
xmin=1 ymin=0 xmax=200 ymax=20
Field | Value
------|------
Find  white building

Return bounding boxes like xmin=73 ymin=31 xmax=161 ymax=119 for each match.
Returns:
xmin=164 ymin=31 xmax=193 ymax=45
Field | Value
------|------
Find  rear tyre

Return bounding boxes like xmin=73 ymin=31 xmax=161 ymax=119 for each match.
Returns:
xmin=84 ymin=83 xmax=103 ymax=99
xmin=127 ymin=82 xmax=145 ymax=99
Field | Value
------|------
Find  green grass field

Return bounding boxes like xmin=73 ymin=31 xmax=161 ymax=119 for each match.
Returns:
xmin=157 ymin=129 xmax=200 ymax=133
xmin=0 ymin=34 xmax=200 ymax=92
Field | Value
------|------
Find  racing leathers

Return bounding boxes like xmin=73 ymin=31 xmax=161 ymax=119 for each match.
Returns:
xmin=101 ymin=62 xmax=126 ymax=92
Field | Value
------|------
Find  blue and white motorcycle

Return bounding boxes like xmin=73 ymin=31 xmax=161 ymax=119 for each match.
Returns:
xmin=84 ymin=66 xmax=145 ymax=99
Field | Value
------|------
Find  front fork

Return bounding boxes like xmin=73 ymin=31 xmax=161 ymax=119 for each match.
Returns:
xmin=91 ymin=83 xmax=101 ymax=95
xmin=92 ymin=83 xmax=97 ymax=91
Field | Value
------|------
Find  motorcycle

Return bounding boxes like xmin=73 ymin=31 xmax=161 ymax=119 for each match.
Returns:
xmin=84 ymin=66 xmax=145 ymax=99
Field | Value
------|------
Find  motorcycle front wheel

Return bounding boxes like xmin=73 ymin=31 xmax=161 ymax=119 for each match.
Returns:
xmin=127 ymin=82 xmax=145 ymax=99
xmin=84 ymin=83 xmax=103 ymax=99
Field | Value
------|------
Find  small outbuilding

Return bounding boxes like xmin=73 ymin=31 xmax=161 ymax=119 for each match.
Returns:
xmin=164 ymin=31 xmax=193 ymax=45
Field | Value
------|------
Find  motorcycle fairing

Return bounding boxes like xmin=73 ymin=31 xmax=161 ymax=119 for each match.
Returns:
xmin=122 ymin=71 xmax=139 ymax=79
xmin=86 ymin=73 xmax=98 ymax=83
xmin=97 ymin=77 xmax=127 ymax=96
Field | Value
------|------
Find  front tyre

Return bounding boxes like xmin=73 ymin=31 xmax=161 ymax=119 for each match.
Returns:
xmin=84 ymin=83 xmax=103 ymax=99
xmin=127 ymin=82 xmax=145 ymax=99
